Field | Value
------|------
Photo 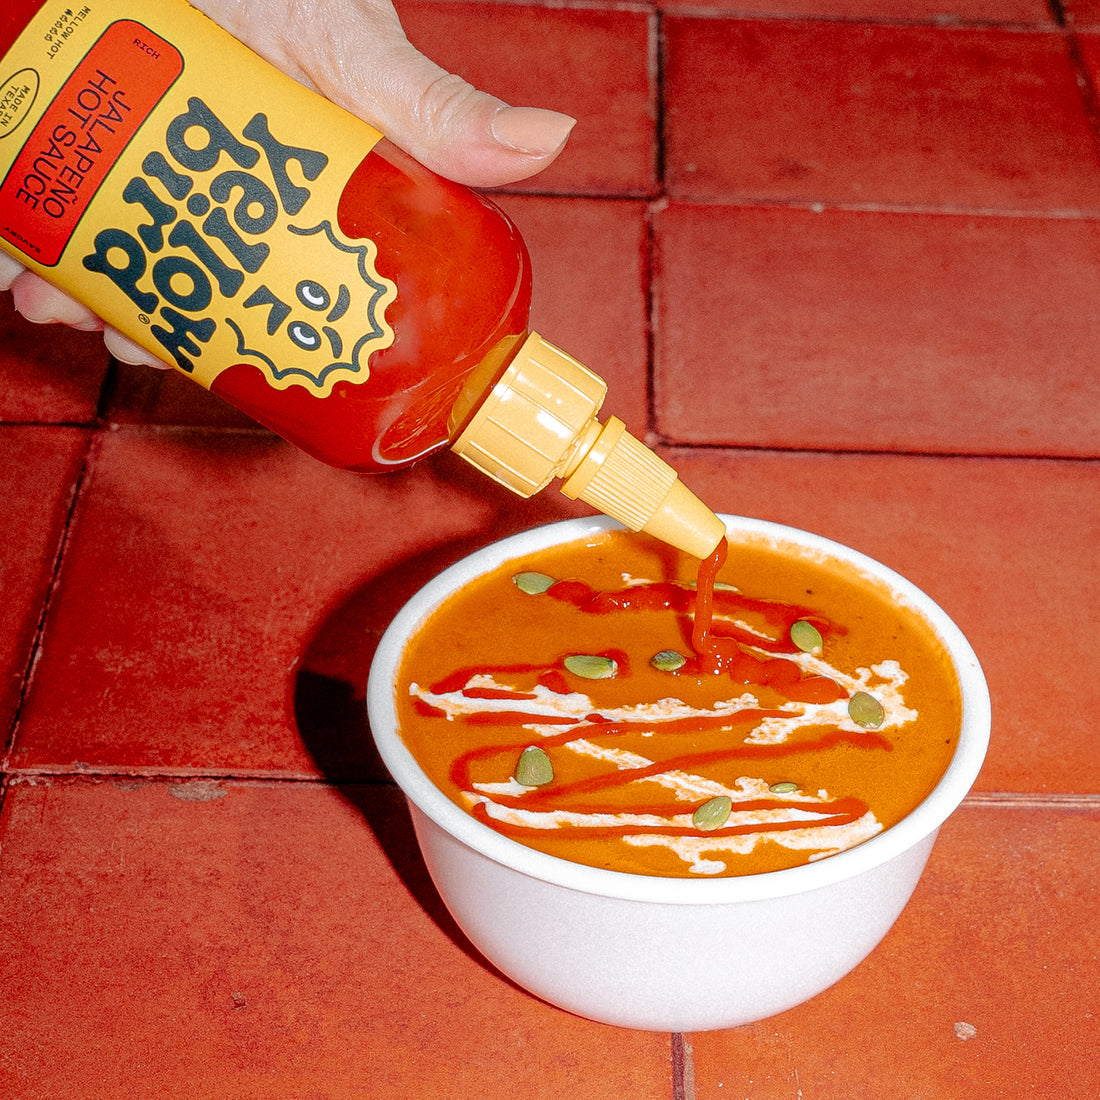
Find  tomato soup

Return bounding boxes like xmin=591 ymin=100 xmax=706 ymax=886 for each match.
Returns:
xmin=394 ymin=529 xmax=961 ymax=878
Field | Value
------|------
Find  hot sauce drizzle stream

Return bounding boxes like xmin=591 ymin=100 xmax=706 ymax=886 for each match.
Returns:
xmin=692 ymin=537 xmax=728 ymax=669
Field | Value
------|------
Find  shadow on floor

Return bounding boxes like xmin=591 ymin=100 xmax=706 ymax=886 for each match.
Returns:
xmin=291 ymin=522 xmax=558 ymax=998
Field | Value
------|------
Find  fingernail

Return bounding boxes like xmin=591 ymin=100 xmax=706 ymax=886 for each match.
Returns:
xmin=490 ymin=107 xmax=576 ymax=157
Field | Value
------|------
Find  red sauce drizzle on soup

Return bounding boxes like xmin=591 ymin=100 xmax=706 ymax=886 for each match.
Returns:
xmin=395 ymin=531 xmax=961 ymax=878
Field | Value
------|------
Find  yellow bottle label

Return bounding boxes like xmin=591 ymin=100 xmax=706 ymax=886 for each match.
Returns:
xmin=0 ymin=1 xmax=396 ymax=395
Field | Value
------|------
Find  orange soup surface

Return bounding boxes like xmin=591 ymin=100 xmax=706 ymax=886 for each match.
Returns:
xmin=394 ymin=530 xmax=961 ymax=878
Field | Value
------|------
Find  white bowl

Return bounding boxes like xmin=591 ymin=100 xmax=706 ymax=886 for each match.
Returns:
xmin=366 ymin=516 xmax=990 ymax=1031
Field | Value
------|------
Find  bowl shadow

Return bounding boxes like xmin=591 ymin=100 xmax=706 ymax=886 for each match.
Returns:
xmin=292 ymin=527 xmax=542 ymax=994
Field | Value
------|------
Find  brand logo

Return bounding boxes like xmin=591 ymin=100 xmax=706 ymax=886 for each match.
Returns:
xmin=83 ymin=95 xmax=395 ymax=393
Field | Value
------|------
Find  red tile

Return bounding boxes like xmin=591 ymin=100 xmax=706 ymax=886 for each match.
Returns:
xmin=11 ymin=427 xmax=585 ymax=777
xmin=495 ymin=194 xmax=651 ymax=432
xmin=0 ymin=427 xmax=87 ymax=741
xmin=659 ymin=0 xmax=1051 ymax=19
xmin=663 ymin=19 xmax=1100 ymax=209
xmin=0 ymin=779 xmax=673 ymax=1098
xmin=688 ymin=802 xmax=1100 ymax=1097
xmin=653 ymin=203 xmax=1100 ymax=456
xmin=660 ymin=449 xmax=1100 ymax=795
xmin=395 ymin=1 xmax=657 ymax=196
xmin=1073 ymin=28 xmax=1100 ymax=72
xmin=1065 ymin=1 xmax=1100 ymax=26
xmin=0 ymin=296 xmax=109 ymax=423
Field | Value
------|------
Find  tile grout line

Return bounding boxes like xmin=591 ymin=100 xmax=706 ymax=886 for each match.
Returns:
xmin=494 ymin=186 xmax=1100 ymax=221
xmin=62 ymin=421 xmax=1100 ymax=465
xmin=651 ymin=5 xmax=666 ymax=193
xmin=489 ymin=184 xmax=1100 ymax=219
xmin=644 ymin=5 xmax=667 ymax=440
xmin=429 ymin=0 xmax=1070 ymax=34
xmin=2 ymin=767 xmax=399 ymax=788
xmin=1 ymin=430 xmax=98 ymax=778
xmin=653 ymin=441 xmax=1100 ymax=463
xmin=6 ymin=759 xmax=1097 ymax=796
xmin=671 ymin=1032 xmax=696 ymax=1100
xmin=7 ymin=767 xmax=1097 ymax=809
xmin=1049 ymin=0 xmax=1100 ymax=169
xmin=654 ymin=6 xmax=1062 ymax=31
xmin=647 ymin=198 xmax=1100 ymax=219
xmin=963 ymin=791 xmax=1100 ymax=810
xmin=643 ymin=205 xmax=659 ymax=439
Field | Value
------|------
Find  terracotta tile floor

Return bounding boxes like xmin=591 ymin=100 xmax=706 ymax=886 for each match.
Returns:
xmin=2 ymin=0 xmax=1099 ymax=1096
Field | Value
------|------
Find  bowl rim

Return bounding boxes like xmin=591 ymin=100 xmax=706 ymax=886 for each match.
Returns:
xmin=366 ymin=515 xmax=991 ymax=906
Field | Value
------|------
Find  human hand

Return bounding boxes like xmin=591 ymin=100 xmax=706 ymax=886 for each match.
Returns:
xmin=2 ymin=0 xmax=576 ymax=368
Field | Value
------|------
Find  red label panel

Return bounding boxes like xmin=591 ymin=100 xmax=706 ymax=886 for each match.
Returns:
xmin=0 ymin=21 xmax=182 ymax=266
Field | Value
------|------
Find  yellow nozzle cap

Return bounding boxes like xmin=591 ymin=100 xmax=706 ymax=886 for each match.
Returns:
xmin=559 ymin=416 xmax=726 ymax=559
xmin=452 ymin=334 xmax=725 ymax=559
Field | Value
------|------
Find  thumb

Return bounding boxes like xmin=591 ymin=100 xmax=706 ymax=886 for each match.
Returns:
xmin=194 ymin=0 xmax=575 ymax=189
xmin=353 ymin=67 xmax=577 ymax=190
xmin=316 ymin=22 xmax=577 ymax=188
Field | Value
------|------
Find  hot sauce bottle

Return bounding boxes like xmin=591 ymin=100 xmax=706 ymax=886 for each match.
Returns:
xmin=0 ymin=0 xmax=725 ymax=559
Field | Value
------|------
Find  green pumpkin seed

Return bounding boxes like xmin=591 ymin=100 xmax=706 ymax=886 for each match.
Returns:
xmin=790 ymin=619 xmax=823 ymax=654
xmin=769 ymin=781 xmax=799 ymax=795
xmin=848 ymin=691 xmax=885 ymax=729
xmin=650 ymin=649 xmax=687 ymax=672
xmin=512 ymin=571 xmax=555 ymax=595
xmin=693 ymin=795 xmax=733 ymax=831
xmin=515 ymin=745 xmax=554 ymax=787
xmin=563 ymin=654 xmax=618 ymax=679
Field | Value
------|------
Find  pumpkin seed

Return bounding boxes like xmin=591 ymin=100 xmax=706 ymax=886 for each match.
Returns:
xmin=512 ymin=571 xmax=555 ymax=595
xmin=848 ymin=691 xmax=885 ymax=729
xmin=650 ymin=649 xmax=687 ymax=672
xmin=563 ymin=654 xmax=618 ymax=679
xmin=515 ymin=745 xmax=554 ymax=787
xmin=790 ymin=619 xmax=823 ymax=655
xmin=769 ymin=781 xmax=799 ymax=795
xmin=692 ymin=795 xmax=733 ymax=831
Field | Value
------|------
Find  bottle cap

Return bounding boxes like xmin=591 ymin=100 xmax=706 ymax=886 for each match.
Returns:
xmin=451 ymin=333 xmax=726 ymax=559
